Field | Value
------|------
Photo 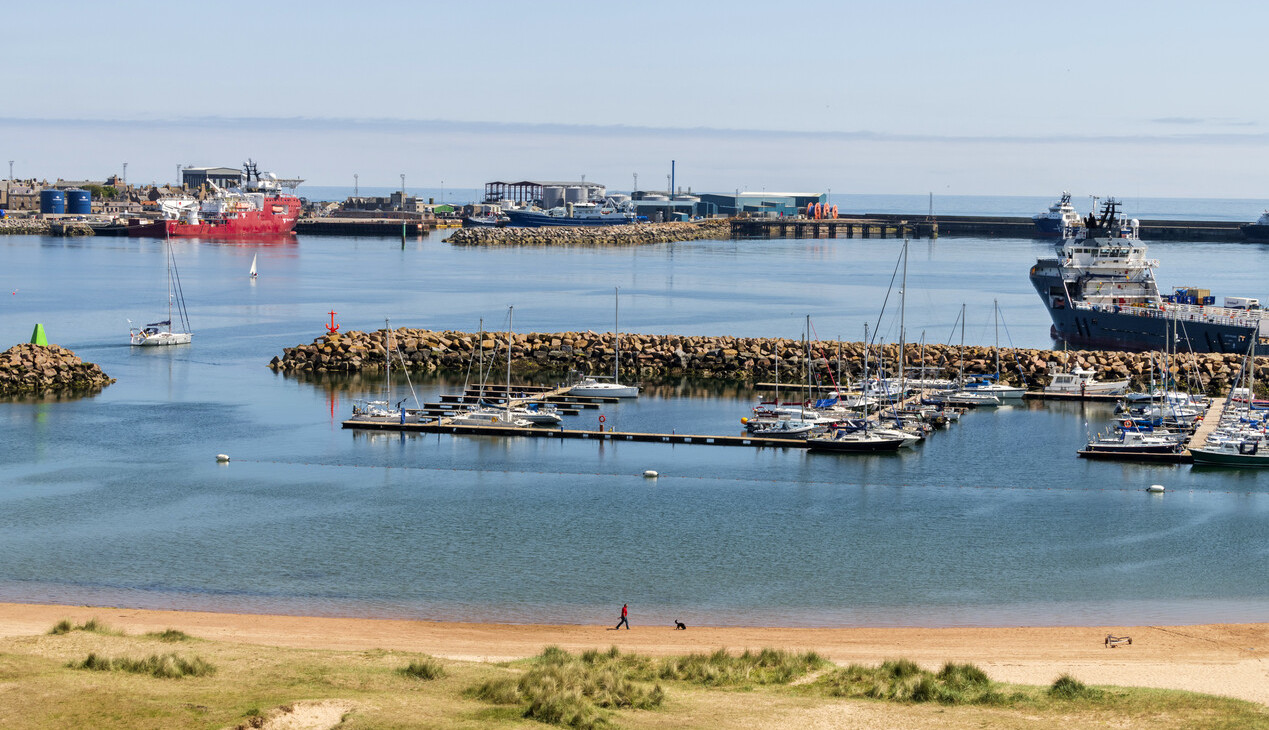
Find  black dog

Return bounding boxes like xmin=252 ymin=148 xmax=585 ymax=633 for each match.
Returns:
xmin=674 ymin=620 xmax=686 ymax=630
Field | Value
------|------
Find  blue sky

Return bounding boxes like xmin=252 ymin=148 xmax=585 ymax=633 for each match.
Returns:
xmin=4 ymin=0 xmax=1267 ymax=196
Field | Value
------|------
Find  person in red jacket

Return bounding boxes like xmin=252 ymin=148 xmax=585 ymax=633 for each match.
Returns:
xmin=615 ymin=603 xmax=629 ymax=630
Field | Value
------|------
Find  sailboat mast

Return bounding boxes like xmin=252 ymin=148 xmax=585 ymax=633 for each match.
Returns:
xmin=166 ymin=243 xmax=174 ymax=328
xmin=385 ymin=318 xmax=391 ymax=407
xmin=502 ymin=307 xmax=507 ymax=416
xmin=614 ymin=287 xmax=620 ymax=382
xmin=994 ymin=299 xmax=1001 ymax=379
xmin=863 ymin=323 xmax=870 ymax=426
xmin=899 ymin=238 xmax=907 ymax=392
xmin=959 ymin=303 xmax=966 ymax=384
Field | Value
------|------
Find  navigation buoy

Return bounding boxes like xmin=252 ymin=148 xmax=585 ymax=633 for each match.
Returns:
xmin=643 ymin=470 xmax=659 ymax=478
xmin=1146 ymin=484 xmax=1165 ymax=493
xmin=216 ymin=454 xmax=230 ymax=463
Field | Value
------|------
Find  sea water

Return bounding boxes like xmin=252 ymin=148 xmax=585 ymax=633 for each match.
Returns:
xmin=0 ymin=205 xmax=1266 ymax=627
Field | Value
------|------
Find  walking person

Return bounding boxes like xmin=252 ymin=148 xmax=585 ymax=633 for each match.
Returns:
xmin=615 ymin=603 xmax=629 ymax=630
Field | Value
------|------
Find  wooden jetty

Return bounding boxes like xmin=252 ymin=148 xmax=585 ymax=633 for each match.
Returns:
xmin=1184 ymin=396 xmax=1228 ymax=454
xmin=296 ymin=218 xmax=433 ymax=236
xmin=343 ymin=418 xmax=819 ymax=449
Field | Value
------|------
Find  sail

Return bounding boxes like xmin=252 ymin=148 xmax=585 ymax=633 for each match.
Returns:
xmin=249 ymin=253 xmax=258 ymax=277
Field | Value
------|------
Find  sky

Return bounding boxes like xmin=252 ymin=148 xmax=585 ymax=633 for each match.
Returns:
xmin=3 ymin=0 xmax=1268 ymax=197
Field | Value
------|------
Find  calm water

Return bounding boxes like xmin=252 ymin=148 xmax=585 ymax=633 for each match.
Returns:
xmin=1 ymin=206 xmax=1267 ymax=627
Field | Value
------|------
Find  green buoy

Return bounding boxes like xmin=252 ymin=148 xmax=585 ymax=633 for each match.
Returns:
xmin=30 ymin=323 xmax=48 ymax=346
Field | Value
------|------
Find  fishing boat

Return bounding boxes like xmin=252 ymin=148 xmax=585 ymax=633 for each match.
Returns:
xmin=129 ymin=161 xmax=301 ymax=239
xmin=569 ymin=287 xmax=639 ymax=398
xmin=505 ymin=201 xmax=637 ymax=228
xmin=1032 ymin=191 xmax=1083 ymax=238
xmin=1082 ymin=429 xmax=1186 ymax=455
xmin=129 ymin=241 xmax=192 ymax=347
xmin=1030 ymin=198 xmax=1269 ymax=354
xmin=1043 ymin=365 xmax=1129 ymax=395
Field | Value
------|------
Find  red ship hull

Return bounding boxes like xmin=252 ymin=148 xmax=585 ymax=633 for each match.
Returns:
xmin=129 ymin=195 xmax=301 ymax=238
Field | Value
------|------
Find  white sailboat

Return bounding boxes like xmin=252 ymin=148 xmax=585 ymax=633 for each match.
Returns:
xmin=452 ymin=306 xmax=532 ymax=427
xmin=350 ymin=318 xmax=420 ymax=423
xmin=129 ymin=241 xmax=192 ymax=346
xmin=249 ymin=253 xmax=258 ymax=280
xmin=569 ymin=286 xmax=639 ymax=398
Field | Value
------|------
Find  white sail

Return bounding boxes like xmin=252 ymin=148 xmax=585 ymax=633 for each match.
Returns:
xmin=249 ymin=253 xmax=258 ymax=278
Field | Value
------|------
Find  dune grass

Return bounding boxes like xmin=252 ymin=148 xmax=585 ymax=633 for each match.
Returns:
xmin=400 ymin=655 xmax=446 ymax=681
xmin=49 ymin=618 xmax=116 ymax=636
xmin=469 ymin=646 xmax=665 ymax=729
xmin=2 ymin=629 xmax=1267 ymax=730
xmin=816 ymin=659 xmax=1023 ymax=705
xmin=69 ymin=652 xmax=216 ymax=679
xmin=146 ymin=628 xmax=192 ymax=643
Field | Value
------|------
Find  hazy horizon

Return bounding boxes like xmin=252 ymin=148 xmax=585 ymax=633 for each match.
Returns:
xmin=5 ymin=1 xmax=1268 ymax=198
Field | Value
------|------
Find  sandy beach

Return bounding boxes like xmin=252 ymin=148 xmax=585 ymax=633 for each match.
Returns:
xmin=1 ymin=602 xmax=1264 ymax=706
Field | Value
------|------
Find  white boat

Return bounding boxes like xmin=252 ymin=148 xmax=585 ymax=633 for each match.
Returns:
xmin=129 ymin=241 xmax=192 ymax=346
xmin=750 ymin=419 xmax=817 ymax=438
xmin=1044 ymin=365 xmax=1130 ymax=395
xmin=570 ymin=287 xmax=639 ymax=398
xmin=507 ymin=402 xmax=563 ymax=425
xmin=349 ymin=319 xmax=420 ymax=424
xmin=450 ymin=408 xmax=532 ymax=428
xmin=249 ymin=252 xmax=258 ymax=279
xmin=452 ymin=306 xmax=534 ymax=428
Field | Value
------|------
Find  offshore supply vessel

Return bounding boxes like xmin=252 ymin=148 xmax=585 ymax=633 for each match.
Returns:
xmin=129 ymin=161 xmax=301 ymax=238
xmin=1029 ymin=199 xmax=1269 ymax=355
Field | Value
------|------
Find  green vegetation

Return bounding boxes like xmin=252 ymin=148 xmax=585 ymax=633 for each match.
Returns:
xmin=648 ymin=647 xmax=826 ymax=686
xmin=1049 ymin=673 xmax=1105 ymax=701
xmin=69 ymin=652 xmax=216 ymax=679
xmin=147 ymin=629 xmax=191 ymax=642
xmin=400 ymin=655 xmax=446 ymax=681
xmin=49 ymin=618 xmax=115 ymax=635
xmin=469 ymin=646 xmax=665 ymax=729
xmin=816 ymin=659 xmax=1020 ymax=705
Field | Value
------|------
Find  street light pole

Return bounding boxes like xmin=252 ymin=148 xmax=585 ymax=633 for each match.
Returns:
xmin=400 ymin=173 xmax=406 ymax=245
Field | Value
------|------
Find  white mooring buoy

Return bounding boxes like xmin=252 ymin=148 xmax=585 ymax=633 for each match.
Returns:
xmin=1146 ymin=484 xmax=1165 ymax=493
xmin=643 ymin=470 xmax=659 ymax=478
xmin=216 ymin=454 xmax=230 ymax=463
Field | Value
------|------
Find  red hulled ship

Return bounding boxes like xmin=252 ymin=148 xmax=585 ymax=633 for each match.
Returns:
xmin=129 ymin=161 xmax=301 ymax=238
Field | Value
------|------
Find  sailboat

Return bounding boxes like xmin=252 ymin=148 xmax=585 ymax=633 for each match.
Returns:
xmin=961 ymin=300 xmax=1026 ymax=399
xmin=350 ymin=318 xmax=420 ymax=423
xmin=569 ymin=286 xmax=639 ymax=398
xmin=129 ymin=241 xmax=192 ymax=346
xmin=249 ymin=253 xmax=258 ymax=280
xmin=807 ymin=323 xmax=906 ymax=453
xmin=452 ymin=307 xmax=532 ymax=427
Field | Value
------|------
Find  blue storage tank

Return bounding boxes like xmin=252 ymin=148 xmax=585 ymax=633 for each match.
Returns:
xmin=65 ymin=188 xmax=91 ymax=215
xmin=39 ymin=189 xmax=65 ymax=214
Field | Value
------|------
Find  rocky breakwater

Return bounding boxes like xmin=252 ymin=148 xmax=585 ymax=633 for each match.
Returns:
xmin=446 ymin=219 xmax=730 ymax=247
xmin=0 ymin=343 xmax=115 ymax=396
xmin=270 ymin=328 xmax=1266 ymax=394
xmin=0 ymin=219 xmax=51 ymax=235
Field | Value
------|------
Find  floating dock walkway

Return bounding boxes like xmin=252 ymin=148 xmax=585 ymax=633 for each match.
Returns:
xmin=343 ymin=418 xmax=819 ymax=449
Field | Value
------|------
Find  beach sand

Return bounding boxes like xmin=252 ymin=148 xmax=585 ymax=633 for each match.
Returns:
xmin=1 ymin=602 xmax=1265 ymax=706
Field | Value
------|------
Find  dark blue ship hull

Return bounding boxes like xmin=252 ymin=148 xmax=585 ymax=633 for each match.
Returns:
xmin=1030 ymin=267 xmax=1265 ymax=354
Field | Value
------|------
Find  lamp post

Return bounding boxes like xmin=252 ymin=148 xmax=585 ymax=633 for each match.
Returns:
xmin=400 ymin=173 xmax=407 ymax=245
